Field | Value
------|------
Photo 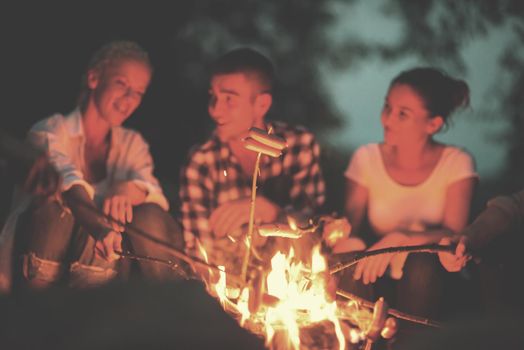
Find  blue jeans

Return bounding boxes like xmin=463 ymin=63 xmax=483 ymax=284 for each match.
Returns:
xmin=338 ymin=253 xmax=443 ymax=317
xmin=19 ymin=200 xmax=184 ymax=288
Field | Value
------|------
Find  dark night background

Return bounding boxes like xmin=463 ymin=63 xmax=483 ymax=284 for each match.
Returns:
xmin=0 ymin=2 xmax=524 ymax=348
xmin=2 ymin=1 xmax=523 ymax=218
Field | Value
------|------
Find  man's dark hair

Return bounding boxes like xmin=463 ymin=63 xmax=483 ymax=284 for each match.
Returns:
xmin=210 ymin=48 xmax=274 ymax=93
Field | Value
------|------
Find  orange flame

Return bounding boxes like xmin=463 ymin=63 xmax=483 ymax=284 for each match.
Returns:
xmin=202 ymin=240 xmax=363 ymax=349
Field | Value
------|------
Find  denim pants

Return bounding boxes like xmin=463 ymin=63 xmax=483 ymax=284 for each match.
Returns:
xmin=337 ymin=253 xmax=443 ymax=317
xmin=19 ymin=199 xmax=184 ymax=288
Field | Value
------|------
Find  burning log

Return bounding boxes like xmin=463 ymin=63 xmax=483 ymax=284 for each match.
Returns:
xmin=299 ymin=320 xmax=345 ymax=350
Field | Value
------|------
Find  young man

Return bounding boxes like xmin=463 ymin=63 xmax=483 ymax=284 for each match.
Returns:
xmin=179 ymin=48 xmax=325 ymax=272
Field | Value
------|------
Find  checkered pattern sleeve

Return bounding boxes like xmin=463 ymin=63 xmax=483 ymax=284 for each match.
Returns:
xmin=179 ymin=150 xmax=214 ymax=247
xmin=288 ymin=130 xmax=326 ymax=214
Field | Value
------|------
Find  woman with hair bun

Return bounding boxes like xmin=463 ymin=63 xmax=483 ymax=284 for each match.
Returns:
xmin=335 ymin=67 xmax=478 ymax=324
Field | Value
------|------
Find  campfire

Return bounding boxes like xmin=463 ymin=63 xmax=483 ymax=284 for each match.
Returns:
xmin=200 ymin=238 xmax=370 ymax=349
xmin=192 ymin=212 xmax=420 ymax=350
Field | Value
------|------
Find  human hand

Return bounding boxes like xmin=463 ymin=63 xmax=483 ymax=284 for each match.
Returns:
xmin=209 ymin=197 xmax=279 ymax=238
xmin=354 ymin=232 xmax=408 ymax=285
xmin=438 ymin=236 xmax=470 ymax=272
xmin=95 ymin=230 xmax=123 ymax=262
xmin=103 ymin=194 xmax=132 ymax=233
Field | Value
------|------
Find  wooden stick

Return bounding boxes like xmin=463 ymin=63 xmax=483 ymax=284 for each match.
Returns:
xmin=329 ymin=244 xmax=455 ymax=274
xmin=60 ymin=194 xmax=245 ymax=285
xmin=115 ymin=249 xmax=245 ymax=286
xmin=240 ymin=148 xmax=263 ymax=282
xmin=240 ymin=126 xmax=277 ymax=283
xmin=336 ymin=289 xmax=443 ymax=328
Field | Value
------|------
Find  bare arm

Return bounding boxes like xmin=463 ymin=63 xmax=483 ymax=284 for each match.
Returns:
xmin=62 ymin=185 xmax=115 ymax=239
xmin=330 ymin=179 xmax=369 ymax=254
xmin=63 ymin=185 xmax=123 ymax=261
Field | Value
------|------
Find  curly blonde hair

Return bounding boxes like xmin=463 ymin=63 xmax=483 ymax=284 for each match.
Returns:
xmin=78 ymin=40 xmax=153 ymax=107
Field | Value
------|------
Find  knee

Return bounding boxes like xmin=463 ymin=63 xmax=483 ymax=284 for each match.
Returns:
xmin=130 ymin=203 xmax=184 ymax=248
xmin=402 ymin=253 xmax=441 ymax=284
xmin=132 ymin=203 xmax=167 ymax=225
xmin=29 ymin=198 xmax=73 ymax=222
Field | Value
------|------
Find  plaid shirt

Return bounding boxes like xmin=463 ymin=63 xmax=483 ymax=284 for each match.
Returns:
xmin=179 ymin=121 xmax=325 ymax=249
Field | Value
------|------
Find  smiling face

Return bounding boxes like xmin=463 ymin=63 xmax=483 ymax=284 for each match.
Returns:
xmin=208 ymin=72 xmax=271 ymax=142
xmin=87 ymin=59 xmax=151 ymax=127
xmin=381 ymin=83 xmax=443 ymax=147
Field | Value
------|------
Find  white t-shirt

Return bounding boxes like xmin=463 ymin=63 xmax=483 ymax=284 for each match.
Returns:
xmin=344 ymin=143 xmax=478 ymax=236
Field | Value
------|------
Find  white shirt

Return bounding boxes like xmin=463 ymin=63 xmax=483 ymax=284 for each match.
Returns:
xmin=345 ymin=143 xmax=478 ymax=236
xmin=29 ymin=108 xmax=168 ymax=209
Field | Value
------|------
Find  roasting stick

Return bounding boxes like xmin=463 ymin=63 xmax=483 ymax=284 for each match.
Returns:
xmin=329 ymin=244 xmax=455 ymax=275
xmin=240 ymin=127 xmax=272 ymax=283
xmin=336 ymin=289 xmax=443 ymax=328
xmin=114 ymin=249 xmax=246 ymax=286
xmin=240 ymin=143 xmax=263 ymax=283
xmin=240 ymin=126 xmax=287 ymax=283
xmin=63 ymin=188 xmax=448 ymax=328
xmin=59 ymin=193 xmax=245 ymax=284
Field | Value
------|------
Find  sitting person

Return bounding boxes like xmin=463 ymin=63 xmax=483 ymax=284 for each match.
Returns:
xmin=334 ymin=67 xmax=478 ymax=326
xmin=179 ymin=48 xmax=326 ymax=274
xmin=439 ymin=189 xmax=524 ymax=314
xmin=0 ymin=40 xmax=183 ymax=293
